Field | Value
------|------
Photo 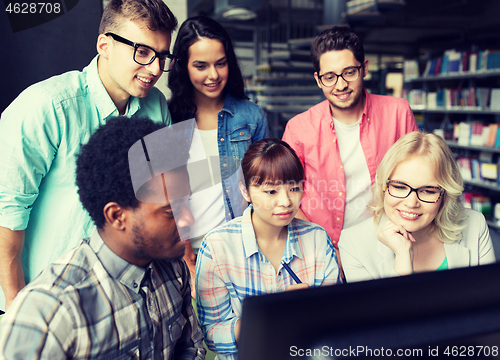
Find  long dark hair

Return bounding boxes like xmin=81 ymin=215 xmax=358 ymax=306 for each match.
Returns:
xmin=168 ymin=16 xmax=248 ymax=123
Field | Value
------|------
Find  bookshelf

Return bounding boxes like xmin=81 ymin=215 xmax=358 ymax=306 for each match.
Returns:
xmin=404 ymin=49 xmax=500 ymax=228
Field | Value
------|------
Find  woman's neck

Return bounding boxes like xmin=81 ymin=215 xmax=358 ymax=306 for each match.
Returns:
xmin=194 ymin=93 xmax=225 ymax=130
xmin=410 ymin=223 xmax=437 ymax=243
xmin=251 ymin=211 xmax=288 ymax=272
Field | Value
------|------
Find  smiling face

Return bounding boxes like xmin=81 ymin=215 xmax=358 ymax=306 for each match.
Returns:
xmin=121 ymin=169 xmax=194 ymax=266
xmin=383 ymin=156 xmax=443 ymax=239
xmin=187 ymin=37 xmax=229 ymax=105
xmin=242 ymin=180 xmax=303 ymax=231
xmin=314 ymin=49 xmax=368 ymax=117
xmin=97 ymin=19 xmax=172 ymax=111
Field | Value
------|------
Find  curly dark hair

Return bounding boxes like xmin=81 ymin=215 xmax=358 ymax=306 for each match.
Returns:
xmin=99 ymin=0 xmax=177 ymax=35
xmin=167 ymin=16 xmax=248 ymax=123
xmin=76 ymin=116 xmax=165 ymax=228
xmin=310 ymin=25 xmax=365 ymax=73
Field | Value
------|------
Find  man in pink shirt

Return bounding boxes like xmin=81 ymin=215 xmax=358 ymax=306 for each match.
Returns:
xmin=282 ymin=26 xmax=418 ymax=254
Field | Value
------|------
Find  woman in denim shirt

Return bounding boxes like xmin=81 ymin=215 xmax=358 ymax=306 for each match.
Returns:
xmin=168 ymin=16 xmax=269 ymax=286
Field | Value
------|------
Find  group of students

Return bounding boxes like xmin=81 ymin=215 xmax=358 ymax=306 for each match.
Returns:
xmin=0 ymin=0 xmax=496 ymax=359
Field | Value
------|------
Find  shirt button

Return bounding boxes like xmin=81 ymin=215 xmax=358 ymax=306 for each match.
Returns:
xmin=240 ymin=132 xmax=244 ymax=136
xmin=339 ymin=192 xmax=342 ymax=196
xmin=220 ymin=138 xmax=224 ymax=142
xmin=220 ymin=114 xmax=223 ymax=118
xmin=226 ymin=189 xmax=229 ymax=193
xmin=337 ymin=217 xmax=341 ymax=221
xmin=333 ymin=139 xmax=336 ymax=143
xmin=340 ymin=165 xmax=343 ymax=169
xmin=223 ymin=163 xmax=227 ymax=167
xmin=228 ymin=212 xmax=231 ymax=216
xmin=367 ymin=118 xmax=370 ymax=121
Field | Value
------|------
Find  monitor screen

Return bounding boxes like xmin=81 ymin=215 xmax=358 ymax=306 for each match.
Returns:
xmin=238 ymin=263 xmax=500 ymax=359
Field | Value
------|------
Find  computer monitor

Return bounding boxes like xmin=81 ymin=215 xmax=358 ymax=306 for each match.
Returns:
xmin=238 ymin=263 xmax=500 ymax=359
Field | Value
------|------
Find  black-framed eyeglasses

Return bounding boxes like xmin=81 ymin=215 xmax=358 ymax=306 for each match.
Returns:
xmin=318 ymin=65 xmax=362 ymax=87
xmin=105 ymin=32 xmax=176 ymax=72
xmin=386 ymin=180 xmax=444 ymax=203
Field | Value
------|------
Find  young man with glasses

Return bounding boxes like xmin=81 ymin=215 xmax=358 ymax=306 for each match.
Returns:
xmin=282 ymin=26 xmax=418 ymax=261
xmin=0 ymin=0 xmax=177 ymax=312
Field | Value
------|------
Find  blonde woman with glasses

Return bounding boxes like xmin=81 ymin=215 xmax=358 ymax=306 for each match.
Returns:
xmin=339 ymin=132 xmax=496 ymax=283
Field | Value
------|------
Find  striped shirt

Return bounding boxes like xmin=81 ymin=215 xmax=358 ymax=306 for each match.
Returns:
xmin=195 ymin=206 xmax=341 ymax=359
xmin=0 ymin=231 xmax=206 ymax=360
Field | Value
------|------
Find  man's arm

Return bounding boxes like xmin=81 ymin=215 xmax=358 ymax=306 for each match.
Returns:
xmin=0 ymin=227 xmax=26 ymax=311
xmin=0 ymin=288 xmax=71 ymax=359
xmin=183 ymin=241 xmax=197 ymax=298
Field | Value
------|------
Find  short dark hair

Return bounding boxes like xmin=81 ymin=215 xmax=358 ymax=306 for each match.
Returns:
xmin=99 ymin=0 xmax=177 ymax=35
xmin=167 ymin=16 xmax=247 ymax=123
xmin=76 ymin=116 xmax=165 ymax=228
xmin=310 ymin=26 xmax=365 ymax=73
xmin=241 ymin=138 xmax=305 ymax=190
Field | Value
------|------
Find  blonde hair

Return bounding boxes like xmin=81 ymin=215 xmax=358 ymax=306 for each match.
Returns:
xmin=368 ymin=132 xmax=467 ymax=243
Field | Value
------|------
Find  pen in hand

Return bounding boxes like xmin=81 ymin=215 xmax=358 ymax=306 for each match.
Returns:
xmin=281 ymin=261 xmax=302 ymax=284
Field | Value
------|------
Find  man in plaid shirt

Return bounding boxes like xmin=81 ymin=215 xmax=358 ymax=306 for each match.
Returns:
xmin=0 ymin=117 xmax=205 ymax=360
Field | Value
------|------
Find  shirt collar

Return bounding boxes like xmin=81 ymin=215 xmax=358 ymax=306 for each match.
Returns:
xmin=240 ymin=205 xmax=304 ymax=262
xmin=282 ymin=221 xmax=304 ymax=262
xmin=241 ymin=205 xmax=259 ymax=258
xmin=87 ymin=230 xmax=147 ymax=294
xmin=221 ymin=92 xmax=236 ymax=117
xmin=360 ymin=88 xmax=370 ymax=121
xmin=86 ymin=55 xmax=142 ymax=120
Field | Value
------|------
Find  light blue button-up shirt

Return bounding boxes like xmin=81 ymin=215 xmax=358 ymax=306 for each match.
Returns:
xmin=0 ymin=55 xmax=171 ymax=309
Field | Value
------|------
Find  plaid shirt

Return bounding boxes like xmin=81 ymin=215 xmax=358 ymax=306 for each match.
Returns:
xmin=195 ymin=206 xmax=341 ymax=359
xmin=0 ymin=231 xmax=206 ymax=360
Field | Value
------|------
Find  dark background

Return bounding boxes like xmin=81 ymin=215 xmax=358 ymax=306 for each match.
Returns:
xmin=0 ymin=0 xmax=102 ymax=113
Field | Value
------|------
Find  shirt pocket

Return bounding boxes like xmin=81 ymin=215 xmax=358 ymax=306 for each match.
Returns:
xmin=228 ymin=125 xmax=252 ymax=161
xmin=168 ymin=313 xmax=187 ymax=344
xmin=95 ymin=340 xmax=140 ymax=360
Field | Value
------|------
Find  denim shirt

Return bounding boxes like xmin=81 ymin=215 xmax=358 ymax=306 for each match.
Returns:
xmin=217 ymin=93 xmax=269 ymax=220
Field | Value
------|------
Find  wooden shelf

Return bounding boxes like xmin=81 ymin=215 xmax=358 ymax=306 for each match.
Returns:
xmin=411 ymin=107 xmax=500 ymax=115
xmin=405 ymin=69 xmax=500 ymax=83
xmin=446 ymin=141 xmax=500 ymax=153
xmin=463 ymin=179 xmax=500 ymax=192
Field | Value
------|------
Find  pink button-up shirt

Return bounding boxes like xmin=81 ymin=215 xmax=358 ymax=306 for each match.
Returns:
xmin=282 ymin=90 xmax=418 ymax=247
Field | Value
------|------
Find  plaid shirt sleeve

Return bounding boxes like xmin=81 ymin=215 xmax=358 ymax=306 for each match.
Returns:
xmin=0 ymin=288 xmax=76 ymax=360
xmin=195 ymin=238 xmax=239 ymax=356
xmin=321 ymin=232 xmax=343 ymax=286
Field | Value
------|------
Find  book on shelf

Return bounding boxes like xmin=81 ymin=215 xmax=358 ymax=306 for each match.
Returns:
xmin=409 ymin=48 xmax=500 ymax=79
xmin=463 ymin=191 xmax=492 ymax=219
xmin=403 ymin=59 xmax=419 ymax=80
xmin=457 ymin=152 xmax=500 ymax=187
xmin=490 ymin=89 xmax=500 ymax=111
xmin=453 ymin=121 xmax=500 ymax=148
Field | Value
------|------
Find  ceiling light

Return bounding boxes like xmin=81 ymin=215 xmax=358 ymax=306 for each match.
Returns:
xmin=222 ymin=7 xmax=257 ymax=20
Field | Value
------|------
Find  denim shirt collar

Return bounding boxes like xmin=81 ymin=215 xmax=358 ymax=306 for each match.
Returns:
xmin=221 ymin=92 xmax=236 ymax=117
